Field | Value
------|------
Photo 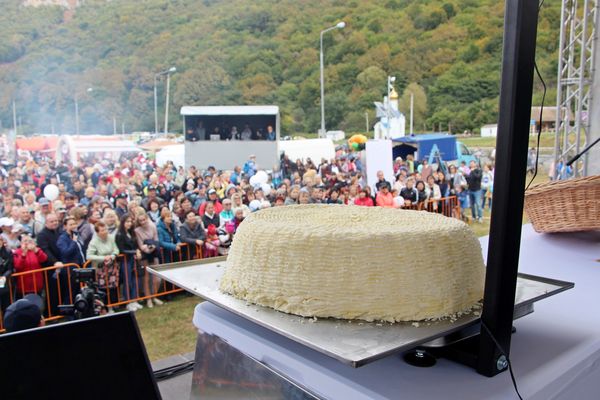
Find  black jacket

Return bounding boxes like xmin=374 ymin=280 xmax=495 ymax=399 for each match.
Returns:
xmin=202 ymin=214 xmax=220 ymax=229
xmin=0 ymin=246 xmax=13 ymax=278
xmin=116 ymin=231 xmax=138 ymax=256
xmin=36 ymin=227 xmax=62 ymax=266
xmin=467 ymin=168 xmax=483 ymax=191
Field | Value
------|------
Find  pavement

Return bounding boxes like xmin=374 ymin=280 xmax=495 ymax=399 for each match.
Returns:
xmin=152 ymin=352 xmax=195 ymax=400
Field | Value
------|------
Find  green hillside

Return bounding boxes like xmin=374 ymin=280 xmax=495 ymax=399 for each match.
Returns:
xmin=0 ymin=0 xmax=560 ymax=135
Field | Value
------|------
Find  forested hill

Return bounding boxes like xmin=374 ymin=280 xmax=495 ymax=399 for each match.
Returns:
xmin=0 ymin=0 xmax=560 ymax=135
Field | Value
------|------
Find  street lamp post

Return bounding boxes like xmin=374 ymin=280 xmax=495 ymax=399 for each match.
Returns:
xmin=410 ymin=92 xmax=414 ymax=135
xmin=154 ymin=66 xmax=176 ymax=135
xmin=75 ymin=87 xmax=93 ymax=136
xmin=320 ymin=21 xmax=345 ymax=138
xmin=387 ymin=76 xmax=396 ymax=139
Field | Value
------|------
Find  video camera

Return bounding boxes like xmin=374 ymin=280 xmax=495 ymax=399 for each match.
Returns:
xmin=59 ymin=269 xmax=106 ymax=320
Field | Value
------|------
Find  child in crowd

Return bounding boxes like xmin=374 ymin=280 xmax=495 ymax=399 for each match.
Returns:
xmin=204 ymin=224 xmax=220 ymax=258
xmin=455 ymin=185 xmax=470 ymax=222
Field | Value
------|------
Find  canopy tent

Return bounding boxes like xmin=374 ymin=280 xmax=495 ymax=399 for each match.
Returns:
xmin=56 ymin=135 xmax=141 ymax=164
xmin=15 ymin=136 xmax=59 ymax=152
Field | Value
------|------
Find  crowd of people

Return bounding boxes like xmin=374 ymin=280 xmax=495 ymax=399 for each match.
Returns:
xmin=0 ymin=148 xmax=493 ymax=320
xmin=186 ymin=120 xmax=277 ymax=141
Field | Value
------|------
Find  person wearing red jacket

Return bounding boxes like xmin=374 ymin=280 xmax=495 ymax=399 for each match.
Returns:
xmin=375 ymin=184 xmax=397 ymax=208
xmin=354 ymin=189 xmax=374 ymax=207
xmin=13 ymin=235 xmax=48 ymax=296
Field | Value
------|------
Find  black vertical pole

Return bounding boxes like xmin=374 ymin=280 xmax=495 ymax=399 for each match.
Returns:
xmin=477 ymin=0 xmax=539 ymax=377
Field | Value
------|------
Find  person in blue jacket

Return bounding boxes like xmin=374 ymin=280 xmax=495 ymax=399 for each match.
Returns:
xmin=56 ymin=216 xmax=86 ymax=306
xmin=156 ymin=208 xmax=181 ymax=264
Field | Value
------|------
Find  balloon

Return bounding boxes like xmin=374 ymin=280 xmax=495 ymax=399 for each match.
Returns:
xmin=249 ymin=200 xmax=262 ymax=212
xmin=348 ymin=134 xmax=368 ymax=146
xmin=255 ymin=170 xmax=268 ymax=184
xmin=261 ymin=183 xmax=271 ymax=196
xmin=43 ymin=184 xmax=59 ymax=201
xmin=249 ymin=175 xmax=260 ymax=186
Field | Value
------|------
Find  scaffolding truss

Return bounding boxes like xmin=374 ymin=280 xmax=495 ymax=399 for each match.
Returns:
xmin=554 ymin=0 xmax=598 ymax=178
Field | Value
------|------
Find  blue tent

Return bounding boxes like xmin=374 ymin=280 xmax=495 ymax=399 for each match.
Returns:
xmin=392 ymin=133 xmax=457 ymax=162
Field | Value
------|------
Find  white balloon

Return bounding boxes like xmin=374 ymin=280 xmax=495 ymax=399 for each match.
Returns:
xmin=43 ymin=184 xmax=59 ymax=201
xmin=255 ymin=170 xmax=268 ymax=184
xmin=261 ymin=183 xmax=271 ymax=196
xmin=249 ymin=175 xmax=260 ymax=187
xmin=249 ymin=199 xmax=262 ymax=212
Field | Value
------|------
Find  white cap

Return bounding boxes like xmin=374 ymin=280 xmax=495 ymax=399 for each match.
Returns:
xmin=0 ymin=217 xmax=15 ymax=227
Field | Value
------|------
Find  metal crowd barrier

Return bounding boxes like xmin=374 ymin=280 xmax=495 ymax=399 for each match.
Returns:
xmin=0 ymin=243 xmax=206 ymax=332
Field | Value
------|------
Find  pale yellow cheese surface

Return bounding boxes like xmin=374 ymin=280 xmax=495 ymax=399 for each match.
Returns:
xmin=219 ymin=204 xmax=485 ymax=322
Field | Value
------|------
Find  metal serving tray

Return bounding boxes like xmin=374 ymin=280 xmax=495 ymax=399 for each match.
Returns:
xmin=148 ymin=258 xmax=573 ymax=367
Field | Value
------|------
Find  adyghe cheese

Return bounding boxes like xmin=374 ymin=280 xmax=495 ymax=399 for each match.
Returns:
xmin=219 ymin=204 xmax=485 ymax=322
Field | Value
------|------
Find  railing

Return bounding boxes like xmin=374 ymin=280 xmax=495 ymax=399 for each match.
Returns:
xmin=401 ymin=195 xmax=461 ymax=218
xmin=0 ymin=243 xmax=205 ymax=332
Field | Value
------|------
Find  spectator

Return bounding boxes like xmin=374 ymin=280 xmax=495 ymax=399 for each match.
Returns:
xmin=115 ymin=214 xmax=143 ymax=311
xmin=415 ymin=180 xmax=428 ymax=207
xmin=1 ymin=218 xmax=20 ymax=251
xmin=266 ymin=125 xmax=276 ymax=141
xmin=354 ymin=189 xmax=374 ymax=207
xmin=134 ymin=212 xmax=163 ymax=309
xmin=481 ymin=163 xmax=494 ymax=211
xmin=146 ymin=198 xmax=161 ymax=223
xmin=18 ymin=207 xmax=36 ymax=237
xmin=426 ymin=175 xmax=442 ymax=211
xmin=375 ymin=184 xmax=395 ymax=208
xmin=400 ymin=178 xmax=418 ymax=206
xmin=202 ymin=201 xmax=220 ymax=229
xmin=455 ymin=185 xmax=470 ymax=221
xmin=466 ymin=160 xmax=483 ymax=223
xmin=204 ymin=224 xmax=220 ymax=258
xmin=243 ymin=154 xmax=257 ymax=177
xmin=298 ymin=188 xmax=311 ymax=205
xmin=33 ymin=198 xmax=51 ymax=234
xmin=241 ymin=125 xmax=252 ymax=141
xmin=219 ymin=198 xmax=234 ymax=222
xmin=198 ymin=189 xmax=222 ymax=215
xmin=437 ymin=171 xmax=450 ymax=198
xmin=13 ymin=235 xmax=47 ymax=297
xmin=179 ymin=211 xmax=205 ymax=259
xmin=419 ymin=159 xmax=433 ymax=182
xmin=35 ymin=212 xmax=65 ymax=315
xmin=86 ymin=222 xmax=120 ymax=313
xmin=3 ymin=294 xmax=45 ymax=333
xmin=231 ymin=192 xmax=251 ymax=216
xmin=56 ymin=216 xmax=85 ymax=305
xmin=157 ymin=208 xmax=182 ymax=263
xmin=0 ymin=237 xmax=15 ymax=313
xmin=71 ymin=206 xmax=93 ymax=253
xmin=103 ymin=209 xmax=119 ymax=235
xmin=114 ymin=192 xmax=129 ymax=218
xmin=374 ymin=170 xmax=391 ymax=193
xmin=141 ymin=186 xmax=165 ymax=211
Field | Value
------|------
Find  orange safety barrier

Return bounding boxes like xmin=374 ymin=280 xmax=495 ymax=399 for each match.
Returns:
xmin=401 ymin=195 xmax=461 ymax=219
xmin=0 ymin=243 xmax=206 ymax=332
xmin=0 ymin=263 xmax=82 ymax=331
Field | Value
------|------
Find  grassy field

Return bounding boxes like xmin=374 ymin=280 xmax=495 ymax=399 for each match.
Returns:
xmin=137 ymin=172 xmax=549 ymax=361
xmin=135 ymin=293 xmax=200 ymax=361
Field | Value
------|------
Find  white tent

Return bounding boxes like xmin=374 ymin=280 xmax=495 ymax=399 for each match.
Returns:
xmin=278 ymin=139 xmax=335 ymax=163
xmin=156 ymin=144 xmax=185 ymax=169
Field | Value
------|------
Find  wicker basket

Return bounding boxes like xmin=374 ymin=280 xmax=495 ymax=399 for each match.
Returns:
xmin=524 ymin=175 xmax=600 ymax=233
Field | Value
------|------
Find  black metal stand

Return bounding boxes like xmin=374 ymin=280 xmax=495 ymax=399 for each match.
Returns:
xmin=423 ymin=0 xmax=541 ymax=377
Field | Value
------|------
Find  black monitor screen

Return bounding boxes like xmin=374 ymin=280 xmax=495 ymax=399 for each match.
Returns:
xmin=0 ymin=312 xmax=161 ymax=400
